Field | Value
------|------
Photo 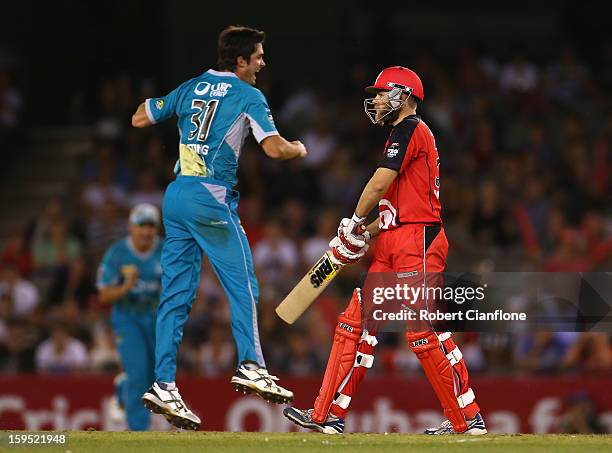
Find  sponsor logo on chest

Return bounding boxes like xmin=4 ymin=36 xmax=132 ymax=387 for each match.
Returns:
xmin=386 ymin=142 xmax=400 ymax=158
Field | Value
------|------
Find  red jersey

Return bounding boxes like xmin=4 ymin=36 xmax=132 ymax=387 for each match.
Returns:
xmin=377 ymin=115 xmax=441 ymax=230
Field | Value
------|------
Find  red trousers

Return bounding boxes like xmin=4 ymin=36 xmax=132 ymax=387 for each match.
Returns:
xmin=369 ymin=224 xmax=448 ymax=274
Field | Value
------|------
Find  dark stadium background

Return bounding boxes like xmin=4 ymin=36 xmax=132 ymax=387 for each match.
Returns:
xmin=0 ymin=1 xmax=610 ymax=433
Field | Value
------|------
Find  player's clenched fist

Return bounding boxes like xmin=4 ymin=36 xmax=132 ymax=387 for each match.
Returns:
xmin=291 ymin=140 xmax=308 ymax=158
xmin=120 ymin=264 xmax=139 ymax=290
xmin=337 ymin=214 xmax=371 ymax=252
xmin=329 ymin=214 xmax=371 ymax=266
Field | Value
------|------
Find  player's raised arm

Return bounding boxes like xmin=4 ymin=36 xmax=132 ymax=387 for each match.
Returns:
xmin=261 ymin=135 xmax=307 ymax=160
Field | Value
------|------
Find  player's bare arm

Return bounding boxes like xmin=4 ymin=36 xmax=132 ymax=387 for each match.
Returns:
xmin=365 ymin=219 xmax=381 ymax=238
xmin=131 ymin=103 xmax=152 ymax=128
xmin=354 ymin=167 xmax=398 ymax=219
xmin=261 ymin=135 xmax=307 ymax=160
xmin=98 ymin=272 xmax=138 ymax=304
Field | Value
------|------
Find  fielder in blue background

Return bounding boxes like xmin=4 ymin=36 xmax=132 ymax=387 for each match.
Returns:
xmin=132 ymin=25 xmax=308 ymax=430
xmin=97 ymin=203 xmax=163 ymax=431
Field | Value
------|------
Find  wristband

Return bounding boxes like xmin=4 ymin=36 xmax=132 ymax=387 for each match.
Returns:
xmin=352 ymin=213 xmax=366 ymax=224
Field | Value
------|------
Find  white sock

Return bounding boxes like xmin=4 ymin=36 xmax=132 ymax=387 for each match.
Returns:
xmin=158 ymin=381 xmax=176 ymax=391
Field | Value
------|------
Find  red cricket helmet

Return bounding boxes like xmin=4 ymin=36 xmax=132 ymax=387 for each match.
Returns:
xmin=365 ymin=66 xmax=424 ymax=101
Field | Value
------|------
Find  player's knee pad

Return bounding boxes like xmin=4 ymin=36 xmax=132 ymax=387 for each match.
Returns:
xmin=407 ymin=331 xmax=474 ymax=432
xmin=312 ymin=289 xmax=378 ymax=422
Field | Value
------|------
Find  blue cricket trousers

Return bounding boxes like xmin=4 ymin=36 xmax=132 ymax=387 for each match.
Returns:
xmin=155 ymin=175 xmax=265 ymax=383
xmin=111 ymin=308 xmax=156 ymax=430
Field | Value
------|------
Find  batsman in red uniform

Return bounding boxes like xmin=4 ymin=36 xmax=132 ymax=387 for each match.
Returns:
xmin=284 ymin=67 xmax=486 ymax=435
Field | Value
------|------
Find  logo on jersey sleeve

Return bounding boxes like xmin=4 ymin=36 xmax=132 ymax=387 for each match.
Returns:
xmin=155 ymin=99 xmax=165 ymax=110
xmin=386 ymin=142 xmax=400 ymax=158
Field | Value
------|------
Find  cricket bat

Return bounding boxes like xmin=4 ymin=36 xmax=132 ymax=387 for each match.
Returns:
xmin=275 ymin=250 xmax=343 ymax=324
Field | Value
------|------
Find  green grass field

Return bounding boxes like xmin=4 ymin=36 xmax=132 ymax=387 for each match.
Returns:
xmin=2 ymin=432 xmax=611 ymax=453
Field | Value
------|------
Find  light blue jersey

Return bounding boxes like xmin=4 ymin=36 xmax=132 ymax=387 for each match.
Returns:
xmin=145 ymin=69 xmax=278 ymax=187
xmin=150 ymin=69 xmax=276 ymax=384
xmin=97 ymin=236 xmax=163 ymax=430
xmin=96 ymin=237 xmax=163 ymax=314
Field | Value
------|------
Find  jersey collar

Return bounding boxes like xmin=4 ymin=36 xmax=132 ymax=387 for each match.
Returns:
xmin=395 ymin=114 xmax=421 ymax=126
xmin=206 ymin=69 xmax=239 ymax=78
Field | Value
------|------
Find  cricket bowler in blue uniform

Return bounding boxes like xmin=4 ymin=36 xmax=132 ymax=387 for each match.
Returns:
xmin=97 ymin=203 xmax=163 ymax=431
xmin=132 ymin=26 xmax=308 ymax=430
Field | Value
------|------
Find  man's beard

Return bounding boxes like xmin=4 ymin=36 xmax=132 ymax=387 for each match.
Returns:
xmin=375 ymin=107 xmax=400 ymax=126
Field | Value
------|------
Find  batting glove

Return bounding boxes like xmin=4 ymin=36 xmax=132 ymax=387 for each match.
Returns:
xmin=338 ymin=214 xmax=371 ymax=252
xmin=329 ymin=236 xmax=368 ymax=266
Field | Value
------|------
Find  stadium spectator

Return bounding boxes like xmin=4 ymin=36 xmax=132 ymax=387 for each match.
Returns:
xmin=32 ymin=219 xmax=83 ymax=303
xmin=81 ymin=141 xmax=133 ymax=193
xmin=558 ymin=391 xmax=607 ymax=434
xmin=128 ymin=168 xmax=164 ymax=208
xmin=239 ymin=196 xmax=266 ymax=246
xmin=35 ymin=323 xmax=89 ymax=374
xmin=81 ymin=162 xmax=128 ymax=212
xmin=470 ymin=179 xmax=515 ymax=249
xmin=544 ymin=47 xmax=589 ymax=104
xmin=1 ymin=228 xmax=32 ymax=277
xmin=515 ymin=332 xmax=580 ymax=373
xmin=0 ymin=319 xmax=36 ymax=372
xmin=301 ymin=209 xmax=338 ymax=267
xmin=319 ymin=147 xmax=366 ymax=209
xmin=253 ymin=220 xmax=299 ymax=288
xmin=561 ymin=333 xmax=612 ymax=373
xmin=89 ymin=323 xmax=120 ymax=373
xmin=500 ymin=54 xmax=539 ymax=93
xmin=94 ymin=78 xmax=129 ymax=142
xmin=582 ymin=211 xmax=612 ymax=269
xmin=278 ymin=329 xmax=323 ymax=376
xmin=198 ymin=322 xmax=235 ymax=376
xmin=0 ymin=263 xmax=39 ymax=319
xmin=85 ymin=201 xmax=127 ymax=264
xmin=301 ymin=117 xmax=337 ymax=168
xmin=30 ymin=198 xmax=65 ymax=245
xmin=543 ymin=229 xmax=592 ymax=272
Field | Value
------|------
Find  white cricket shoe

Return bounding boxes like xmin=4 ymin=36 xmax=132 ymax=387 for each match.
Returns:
xmin=230 ymin=361 xmax=294 ymax=404
xmin=283 ymin=407 xmax=345 ymax=434
xmin=142 ymin=382 xmax=201 ymax=430
xmin=424 ymin=413 xmax=487 ymax=435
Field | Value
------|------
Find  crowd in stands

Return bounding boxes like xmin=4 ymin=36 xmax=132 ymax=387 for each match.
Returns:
xmin=0 ymin=45 xmax=610 ymax=386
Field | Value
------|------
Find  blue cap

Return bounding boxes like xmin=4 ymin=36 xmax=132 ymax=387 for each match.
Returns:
xmin=129 ymin=203 xmax=160 ymax=225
